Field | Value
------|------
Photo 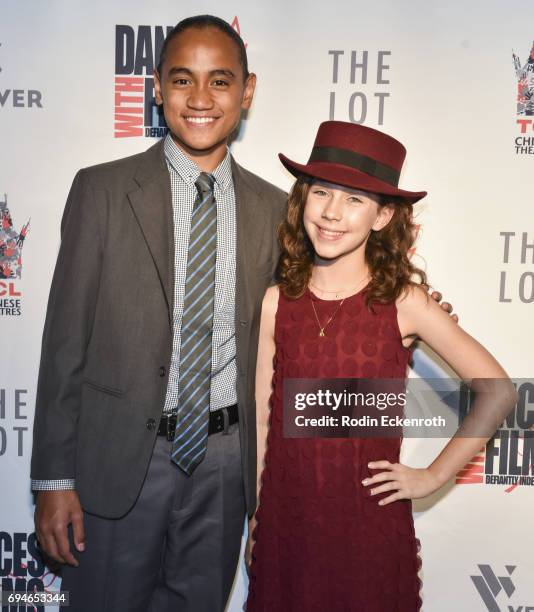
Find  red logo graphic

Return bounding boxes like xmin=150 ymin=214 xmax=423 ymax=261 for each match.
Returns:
xmin=456 ymin=449 xmax=485 ymax=485
xmin=0 ymin=193 xmax=30 ymax=279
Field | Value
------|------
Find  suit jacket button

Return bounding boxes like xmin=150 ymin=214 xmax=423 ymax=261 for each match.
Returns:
xmin=159 ymin=366 xmax=166 ymax=377
xmin=146 ymin=418 xmax=156 ymax=431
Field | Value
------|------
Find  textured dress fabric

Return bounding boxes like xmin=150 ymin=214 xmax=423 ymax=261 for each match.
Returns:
xmin=246 ymin=288 xmax=422 ymax=612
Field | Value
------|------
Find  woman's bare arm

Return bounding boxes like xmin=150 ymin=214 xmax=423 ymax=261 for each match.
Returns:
xmin=364 ymin=286 xmax=517 ymax=504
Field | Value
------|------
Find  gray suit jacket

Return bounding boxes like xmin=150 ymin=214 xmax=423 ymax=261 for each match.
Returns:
xmin=31 ymin=139 xmax=286 ymax=519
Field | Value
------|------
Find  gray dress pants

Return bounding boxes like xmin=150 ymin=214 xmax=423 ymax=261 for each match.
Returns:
xmin=61 ymin=422 xmax=246 ymax=612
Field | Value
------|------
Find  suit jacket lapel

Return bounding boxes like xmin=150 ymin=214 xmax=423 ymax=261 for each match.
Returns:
xmin=127 ymin=140 xmax=174 ymax=324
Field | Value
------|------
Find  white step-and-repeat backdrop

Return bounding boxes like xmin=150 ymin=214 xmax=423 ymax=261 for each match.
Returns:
xmin=1 ymin=1 xmax=533 ymax=610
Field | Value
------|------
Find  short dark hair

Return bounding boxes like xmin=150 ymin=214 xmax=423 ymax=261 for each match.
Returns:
xmin=157 ymin=15 xmax=249 ymax=79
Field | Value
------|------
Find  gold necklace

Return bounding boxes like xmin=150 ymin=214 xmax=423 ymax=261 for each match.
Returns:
xmin=309 ymin=274 xmax=369 ymax=300
xmin=309 ymin=293 xmax=345 ymax=338
xmin=309 ymin=281 xmax=360 ymax=300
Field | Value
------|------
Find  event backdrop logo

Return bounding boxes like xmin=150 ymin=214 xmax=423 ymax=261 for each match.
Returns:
xmin=327 ymin=49 xmax=392 ymax=125
xmin=0 ymin=42 xmax=43 ymax=110
xmin=0 ymin=531 xmax=61 ymax=603
xmin=456 ymin=381 xmax=534 ymax=491
xmin=0 ymin=388 xmax=30 ymax=458
xmin=113 ymin=17 xmax=246 ymax=138
xmin=513 ymin=40 xmax=534 ymax=155
xmin=514 ymin=42 xmax=534 ymax=116
xmin=471 ymin=564 xmax=515 ymax=612
xmin=471 ymin=564 xmax=533 ymax=612
xmin=0 ymin=194 xmax=30 ymax=317
xmin=499 ymin=231 xmax=534 ymax=304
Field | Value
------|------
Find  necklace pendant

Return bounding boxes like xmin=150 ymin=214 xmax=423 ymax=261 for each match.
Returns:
xmin=319 ymin=329 xmax=325 ymax=337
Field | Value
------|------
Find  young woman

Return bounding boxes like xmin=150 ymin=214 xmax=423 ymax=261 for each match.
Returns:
xmin=245 ymin=121 xmax=515 ymax=611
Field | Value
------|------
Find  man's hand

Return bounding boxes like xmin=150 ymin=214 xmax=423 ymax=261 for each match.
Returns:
xmin=430 ymin=290 xmax=458 ymax=323
xmin=244 ymin=513 xmax=257 ymax=575
xmin=35 ymin=490 xmax=85 ymax=566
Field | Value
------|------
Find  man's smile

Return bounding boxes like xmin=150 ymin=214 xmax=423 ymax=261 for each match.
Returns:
xmin=183 ymin=115 xmax=219 ymax=125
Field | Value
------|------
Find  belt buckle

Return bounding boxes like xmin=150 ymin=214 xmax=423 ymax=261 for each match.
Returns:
xmin=167 ymin=414 xmax=176 ymax=442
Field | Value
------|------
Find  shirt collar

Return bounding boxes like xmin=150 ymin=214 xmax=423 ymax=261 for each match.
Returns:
xmin=164 ymin=133 xmax=233 ymax=193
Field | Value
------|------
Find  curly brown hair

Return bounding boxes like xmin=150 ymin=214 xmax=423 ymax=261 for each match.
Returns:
xmin=277 ymin=176 xmax=428 ymax=307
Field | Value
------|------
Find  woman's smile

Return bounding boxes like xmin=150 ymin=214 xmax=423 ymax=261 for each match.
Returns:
xmin=315 ymin=224 xmax=346 ymax=241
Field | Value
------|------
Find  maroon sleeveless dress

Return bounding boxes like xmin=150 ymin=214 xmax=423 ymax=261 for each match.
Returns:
xmin=246 ymin=288 xmax=422 ymax=612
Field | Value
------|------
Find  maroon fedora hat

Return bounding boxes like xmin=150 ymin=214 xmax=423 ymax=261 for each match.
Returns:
xmin=279 ymin=121 xmax=427 ymax=203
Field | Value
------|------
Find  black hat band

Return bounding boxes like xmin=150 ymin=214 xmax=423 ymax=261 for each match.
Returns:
xmin=308 ymin=146 xmax=400 ymax=187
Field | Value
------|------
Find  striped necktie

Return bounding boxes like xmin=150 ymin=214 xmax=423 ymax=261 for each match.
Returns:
xmin=171 ymin=172 xmax=217 ymax=474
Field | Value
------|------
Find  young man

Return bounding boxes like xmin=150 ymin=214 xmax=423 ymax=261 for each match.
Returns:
xmin=31 ymin=15 xmax=285 ymax=611
xmin=31 ymin=14 xmax=455 ymax=612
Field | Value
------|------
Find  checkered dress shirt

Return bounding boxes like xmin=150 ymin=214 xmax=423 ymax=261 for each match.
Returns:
xmin=162 ymin=134 xmax=237 ymax=413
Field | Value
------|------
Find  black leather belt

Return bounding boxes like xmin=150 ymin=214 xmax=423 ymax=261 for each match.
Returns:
xmin=158 ymin=404 xmax=239 ymax=441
